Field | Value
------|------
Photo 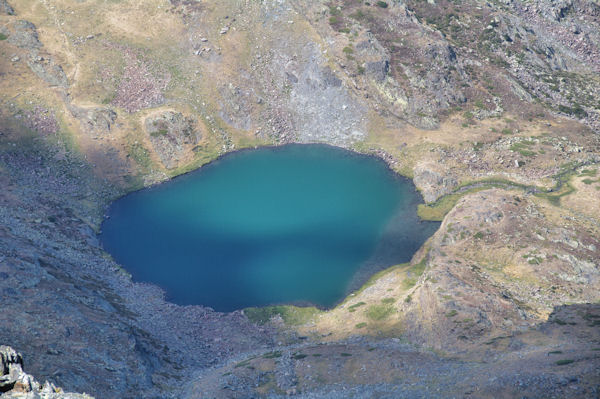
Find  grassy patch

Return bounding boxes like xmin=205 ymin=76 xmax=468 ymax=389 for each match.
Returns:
xmin=340 ymin=352 xmax=352 ymax=357
xmin=446 ymin=310 xmax=458 ymax=317
xmin=348 ymin=301 xmax=366 ymax=312
xmin=234 ymin=359 xmax=252 ymax=368
xmin=292 ymin=353 xmax=307 ymax=360
xmin=127 ymin=141 xmax=153 ymax=169
xmin=244 ymin=305 xmax=320 ymax=326
xmin=402 ymin=255 xmax=428 ymax=289
xmin=381 ymin=297 xmax=396 ymax=304
xmin=150 ymin=129 xmax=168 ymax=137
xmin=366 ymin=304 xmax=394 ymax=321
xmin=548 ymin=350 xmax=563 ymax=355
xmin=355 ymin=322 xmax=367 ymax=329
xmin=555 ymin=359 xmax=574 ymax=366
xmin=376 ymin=1 xmax=389 ymax=7
xmin=0 ymin=33 xmax=7 ymax=41
xmin=473 ymin=231 xmax=484 ymax=240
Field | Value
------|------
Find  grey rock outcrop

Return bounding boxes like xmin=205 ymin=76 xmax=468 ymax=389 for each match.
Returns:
xmin=0 ymin=0 xmax=14 ymax=15
xmin=144 ymin=111 xmax=201 ymax=169
xmin=0 ymin=346 xmax=93 ymax=399
xmin=70 ymin=107 xmax=117 ymax=134
xmin=413 ymin=165 xmax=458 ymax=203
xmin=27 ymin=54 xmax=69 ymax=88
xmin=6 ymin=21 xmax=41 ymax=49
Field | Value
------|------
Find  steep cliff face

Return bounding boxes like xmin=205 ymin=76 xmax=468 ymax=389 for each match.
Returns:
xmin=1 ymin=0 xmax=599 ymax=398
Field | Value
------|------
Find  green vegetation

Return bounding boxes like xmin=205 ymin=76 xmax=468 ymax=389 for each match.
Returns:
xmin=355 ymin=322 xmax=367 ymax=328
xmin=150 ymin=129 xmax=168 ymax=137
xmin=0 ymin=33 xmax=7 ymax=41
xmin=555 ymin=359 xmax=574 ymax=366
xmin=263 ymin=351 xmax=282 ymax=359
xmin=348 ymin=301 xmax=366 ymax=312
xmin=341 ymin=352 xmax=352 ymax=357
xmin=381 ymin=297 xmax=396 ymax=304
xmin=292 ymin=353 xmax=307 ymax=360
xmin=558 ymin=104 xmax=587 ymax=118
xmin=501 ymin=128 xmax=513 ymax=135
xmin=244 ymin=305 xmax=320 ymax=325
xmin=127 ymin=141 xmax=153 ymax=169
xmin=446 ymin=309 xmax=458 ymax=317
xmin=402 ymin=255 xmax=428 ymax=289
xmin=366 ymin=304 xmax=394 ymax=321
xmin=376 ymin=1 xmax=389 ymax=7
xmin=548 ymin=350 xmax=563 ymax=355
xmin=234 ymin=359 xmax=252 ymax=368
xmin=510 ymin=141 xmax=536 ymax=157
xmin=473 ymin=231 xmax=484 ymax=240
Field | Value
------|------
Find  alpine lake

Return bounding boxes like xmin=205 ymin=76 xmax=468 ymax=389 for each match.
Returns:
xmin=100 ymin=144 xmax=439 ymax=312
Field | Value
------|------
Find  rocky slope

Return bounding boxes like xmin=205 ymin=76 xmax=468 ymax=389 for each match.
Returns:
xmin=0 ymin=0 xmax=599 ymax=398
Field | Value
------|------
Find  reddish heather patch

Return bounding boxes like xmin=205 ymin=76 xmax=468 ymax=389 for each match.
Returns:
xmin=108 ymin=45 xmax=171 ymax=113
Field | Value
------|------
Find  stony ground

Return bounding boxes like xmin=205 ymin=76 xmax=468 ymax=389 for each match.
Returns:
xmin=1 ymin=0 xmax=599 ymax=398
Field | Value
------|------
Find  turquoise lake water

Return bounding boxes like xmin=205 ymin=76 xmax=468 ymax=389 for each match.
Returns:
xmin=100 ymin=144 xmax=439 ymax=312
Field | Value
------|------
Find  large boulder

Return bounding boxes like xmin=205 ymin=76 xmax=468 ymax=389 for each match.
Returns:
xmin=0 ymin=345 xmax=93 ymax=398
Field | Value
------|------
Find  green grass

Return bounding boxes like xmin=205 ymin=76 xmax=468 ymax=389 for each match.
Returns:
xmin=127 ymin=141 xmax=153 ymax=169
xmin=244 ymin=305 xmax=320 ymax=325
xmin=402 ymin=254 xmax=428 ymax=289
xmin=381 ymin=297 xmax=396 ymax=304
xmin=0 ymin=33 xmax=7 ymax=41
xmin=555 ymin=359 xmax=574 ymax=366
xmin=446 ymin=309 xmax=458 ymax=317
xmin=348 ymin=301 xmax=366 ymax=312
xmin=548 ymin=350 xmax=563 ymax=355
xmin=366 ymin=304 xmax=394 ymax=321
xmin=340 ymin=352 xmax=352 ymax=357
xmin=150 ymin=129 xmax=168 ymax=137
xmin=292 ymin=353 xmax=307 ymax=360
xmin=376 ymin=1 xmax=389 ymax=8
xmin=579 ymin=169 xmax=598 ymax=177
xmin=473 ymin=231 xmax=484 ymax=240
xmin=355 ymin=322 xmax=367 ymax=329
xmin=234 ymin=359 xmax=252 ymax=368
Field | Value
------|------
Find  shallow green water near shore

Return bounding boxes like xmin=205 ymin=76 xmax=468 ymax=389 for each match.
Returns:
xmin=100 ymin=144 xmax=438 ymax=312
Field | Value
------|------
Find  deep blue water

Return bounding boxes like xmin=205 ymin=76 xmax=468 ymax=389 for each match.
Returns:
xmin=100 ymin=144 xmax=438 ymax=312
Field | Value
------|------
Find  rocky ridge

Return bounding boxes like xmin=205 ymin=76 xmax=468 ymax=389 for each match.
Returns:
xmin=0 ymin=346 xmax=92 ymax=399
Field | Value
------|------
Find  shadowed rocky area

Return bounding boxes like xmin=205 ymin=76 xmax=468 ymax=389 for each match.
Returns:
xmin=1 ymin=0 xmax=599 ymax=397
